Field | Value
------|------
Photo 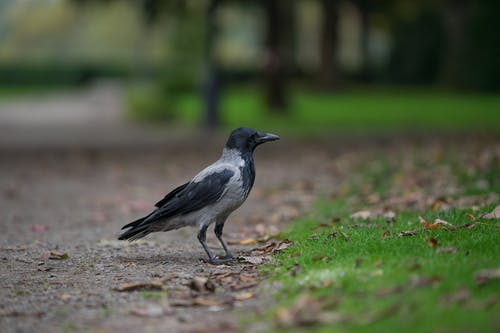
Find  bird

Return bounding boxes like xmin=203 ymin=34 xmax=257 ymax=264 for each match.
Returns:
xmin=118 ymin=127 xmax=279 ymax=265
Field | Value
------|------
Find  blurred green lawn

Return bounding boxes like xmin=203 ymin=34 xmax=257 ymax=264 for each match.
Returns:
xmin=1 ymin=85 xmax=498 ymax=135
xmin=177 ymin=87 xmax=500 ymax=135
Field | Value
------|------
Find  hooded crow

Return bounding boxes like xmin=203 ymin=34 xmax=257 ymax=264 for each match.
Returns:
xmin=118 ymin=127 xmax=279 ymax=265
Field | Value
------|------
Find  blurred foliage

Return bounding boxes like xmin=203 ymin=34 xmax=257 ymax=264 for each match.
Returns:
xmin=125 ymin=81 xmax=174 ymax=122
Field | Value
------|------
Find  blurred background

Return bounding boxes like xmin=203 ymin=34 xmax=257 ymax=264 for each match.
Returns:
xmin=0 ymin=0 xmax=499 ymax=143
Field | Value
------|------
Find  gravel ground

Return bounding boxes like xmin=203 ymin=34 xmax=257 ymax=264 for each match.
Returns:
xmin=0 ymin=136 xmax=343 ymax=333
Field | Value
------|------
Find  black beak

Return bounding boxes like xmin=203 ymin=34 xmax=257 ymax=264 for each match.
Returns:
xmin=256 ymin=132 xmax=280 ymax=144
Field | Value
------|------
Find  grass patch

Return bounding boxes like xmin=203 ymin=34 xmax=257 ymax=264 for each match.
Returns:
xmin=262 ymin=149 xmax=499 ymax=332
xmin=175 ymin=86 xmax=500 ymax=135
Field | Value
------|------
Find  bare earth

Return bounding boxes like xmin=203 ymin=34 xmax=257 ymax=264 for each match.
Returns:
xmin=0 ymin=134 xmax=345 ymax=333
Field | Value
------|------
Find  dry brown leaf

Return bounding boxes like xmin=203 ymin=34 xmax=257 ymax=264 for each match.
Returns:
xmin=350 ymin=210 xmax=371 ymax=221
xmin=275 ymin=240 xmax=293 ymax=252
xmin=251 ymin=241 xmax=278 ymax=255
xmin=434 ymin=219 xmax=456 ymax=230
xmin=233 ymin=292 xmax=254 ymax=301
xmin=114 ymin=280 xmax=164 ymax=292
xmin=130 ymin=305 xmax=165 ymax=317
xmin=436 ymin=247 xmax=457 ymax=254
xmin=419 ymin=217 xmax=456 ymax=230
xmin=41 ymin=250 xmax=69 ymax=261
xmin=192 ymin=297 xmax=227 ymax=307
xmin=238 ymin=256 xmax=265 ymax=265
xmin=409 ymin=275 xmax=442 ymax=289
xmin=227 ymin=238 xmax=257 ymax=245
xmin=466 ymin=213 xmax=476 ymax=221
xmin=475 ymin=268 xmax=500 ymax=286
xmin=189 ymin=277 xmax=215 ymax=293
xmin=428 ymin=237 xmax=438 ymax=247
xmin=397 ymin=229 xmax=420 ymax=237
xmin=340 ymin=232 xmax=351 ymax=242
xmin=481 ymin=205 xmax=500 ymax=219
xmin=419 ymin=216 xmax=440 ymax=230
xmin=440 ymin=288 xmax=471 ymax=305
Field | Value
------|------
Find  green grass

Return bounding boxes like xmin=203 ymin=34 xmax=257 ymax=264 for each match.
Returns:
xmin=261 ymin=150 xmax=499 ymax=333
xmin=266 ymin=204 xmax=499 ymax=332
xmin=176 ymin=86 xmax=500 ymax=135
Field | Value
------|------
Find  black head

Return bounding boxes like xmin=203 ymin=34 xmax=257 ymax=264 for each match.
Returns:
xmin=225 ymin=127 xmax=279 ymax=153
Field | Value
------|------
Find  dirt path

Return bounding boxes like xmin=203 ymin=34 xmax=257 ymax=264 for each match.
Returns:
xmin=0 ymin=137 xmax=346 ymax=333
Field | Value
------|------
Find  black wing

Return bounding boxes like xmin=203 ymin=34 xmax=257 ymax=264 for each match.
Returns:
xmin=154 ymin=182 xmax=189 ymax=208
xmin=144 ymin=168 xmax=234 ymax=223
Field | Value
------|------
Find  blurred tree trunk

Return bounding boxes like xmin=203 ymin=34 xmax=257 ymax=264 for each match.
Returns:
xmin=356 ymin=0 xmax=371 ymax=81
xmin=439 ymin=0 xmax=469 ymax=88
xmin=318 ymin=0 xmax=340 ymax=89
xmin=203 ymin=0 xmax=220 ymax=129
xmin=264 ymin=0 xmax=292 ymax=113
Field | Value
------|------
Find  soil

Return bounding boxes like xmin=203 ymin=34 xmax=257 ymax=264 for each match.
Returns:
xmin=0 ymin=136 xmax=345 ymax=333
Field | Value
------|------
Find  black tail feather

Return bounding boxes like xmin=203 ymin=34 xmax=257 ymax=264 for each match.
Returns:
xmin=121 ymin=216 xmax=147 ymax=230
xmin=118 ymin=224 xmax=150 ymax=241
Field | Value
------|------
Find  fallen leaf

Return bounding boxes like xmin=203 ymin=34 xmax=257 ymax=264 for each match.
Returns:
xmin=192 ymin=297 xmax=228 ymax=307
xmin=440 ymin=288 xmax=470 ymax=305
xmin=481 ymin=205 xmax=500 ymax=219
xmin=419 ymin=216 xmax=440 ymax=230
xmin=233 ymin=292 xmax=254 ymax=301
xmin=41 ymin=250 xmax=69 ymax=261
xmin=436 ymin=247 xmax=457 ymax=254
xmin=227 ymin=238 xmax=257 ymax=245
xmin=275 ymin=240 xmax=294 ymax=252
xmin=383 ymin=211 xmax=396 ymax=220
xmin=350 ymin=210 xmax=371 ymax=221
xmin=238 ymin=256 xmax=264 ymax=265
xmin=114 ymin=280 xmax=164 ymax=292
xmin=189 ymin=277 xmax=215 ymax=293
xmin=312 ymin=223 xmax=334 ymax=230
xmin=434 ymin=218 xmax=456 ymax=230
xmin=340 ymin=232 xmax=351 ymax=242
xmin=397 ymin=229 xmax=420 ymax=237
xmin=475 ymin=268 xmax=500 ymax=286
xmin=130 ymin=304 xmax=165 ymax=317
xmin=409 ymin=275 xmax=442 ymax=289
xmin=428 ymin=237 xmax=438 ymax=247
xmin=466 ymin=213 xmax=476 ymax=221
xmin=250 ymin=242 xmax=277 ymax=255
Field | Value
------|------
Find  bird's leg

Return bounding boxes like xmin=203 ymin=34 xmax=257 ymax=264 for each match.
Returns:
xmin=197 ymin=224 xmax=225 ymax=265
xmin=214 ymin=222 xmax=233 ymax=260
